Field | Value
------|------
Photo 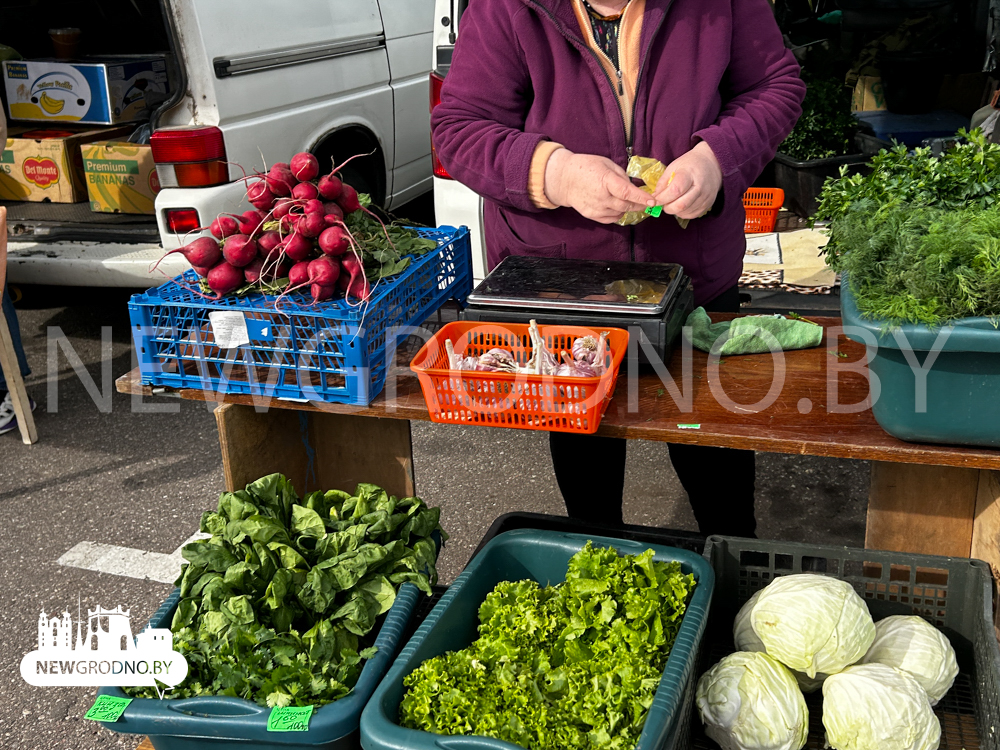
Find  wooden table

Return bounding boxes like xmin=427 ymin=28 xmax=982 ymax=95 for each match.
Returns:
xmin=116 ymin=313 xmax=1000 ymax=626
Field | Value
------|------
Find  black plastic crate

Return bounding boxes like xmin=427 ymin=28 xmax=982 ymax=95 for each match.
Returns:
xmin=690 ymin=536 xmax=1000 ymax=750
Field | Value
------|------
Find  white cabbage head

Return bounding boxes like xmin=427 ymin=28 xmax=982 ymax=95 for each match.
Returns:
xmin=696 ymin=651 xmax=808 ymax=750
xmin=822 ymin=663 xmax=940 ymax=750
xmin=859 ymin=615 xmax=958 ymax=705
xmin=733 ymin=590 xmax=827 ymax=693
xmin=747 ymin=574 xmax=875 ymax=678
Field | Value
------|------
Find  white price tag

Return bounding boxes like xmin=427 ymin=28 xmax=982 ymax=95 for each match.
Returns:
xmin=208 ymin=311 xmax=250 ymax=349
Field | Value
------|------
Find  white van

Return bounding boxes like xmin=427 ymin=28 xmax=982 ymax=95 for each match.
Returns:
xmin=3 ymin=0 xmax=433 ymax=287
xmin=430 ymin=0 xmax=488 ymax=281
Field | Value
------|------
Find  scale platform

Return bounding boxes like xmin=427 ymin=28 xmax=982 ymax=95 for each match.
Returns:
xmin=462 ymin=257 xmax=694 ymax=364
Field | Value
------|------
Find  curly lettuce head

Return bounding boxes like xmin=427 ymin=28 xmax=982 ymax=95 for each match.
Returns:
xmin=822 ymin=663 xmax=940 ymax=750
xmin=747 ymin=574 xmax=875 ymax=678
xmin=733 ymin=589 xmax=827 ymax=694
xmin=696 ymin=651 xmax=808 ymax=750
xmin=859 ymin=615 xmax=958 ymax=705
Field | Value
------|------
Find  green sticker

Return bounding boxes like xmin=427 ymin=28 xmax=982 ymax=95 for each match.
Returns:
xmin=84 ymin=695 xmax=132 ymax=723
xmin=644 ymin=205 xmax=663 ymax=218
xmin=268 ymin=705 xmax=314 ymax=732
xmin=677 ymin=423 xmax=701 ymax=430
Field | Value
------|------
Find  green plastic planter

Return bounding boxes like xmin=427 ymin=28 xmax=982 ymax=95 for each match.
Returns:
xmin=841 ymin=276 xmax=1000 ymax=448
xmin=359 ymin=529 xmax=714 ymax=750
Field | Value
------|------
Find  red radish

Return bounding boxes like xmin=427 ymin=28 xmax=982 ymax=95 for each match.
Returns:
xmin=223 ymin=234 xmax=258 ymax=267
xmin=290 ymin=152 xmax=320 ymax=182
xmin=239 ymin=210 xmax=266 ymax=237
xmin=310 ymin=283 xmax=336 ymax=302
xmin=272 ymin=161 xmax=289 ymax=171
xmin=302 ymin=199 xmax=325 ymax=215
xmin=317 ymin=173 xmax=343 ymax=200
xmin=323 ymin=203 xmax=344 ymax=222
xmin=282 ymin=232 xmax=314 ymax=262
xmin=291 ymin=181 xmax=318 ymax=201
xmin=244 ymin=258 xmax=265 ymax=284
xmin=266 ymin=165 xmax=295 ymax=197
xmin=318 ymin=226 xmax=350 ymax=257
xmin=308 ymin=256 xmax=340 ymax=286
xmin=297 ymin=212 xmax=327 ymax=238
xmin=151 ymin=236 xmax=221 ymax=273
xmin=210 ymin=215 xmax=240 ymax=240
xmin=192 ymin=264 xmax=213 ymax=277
xmin=207 ymin=262 xmax=244 ymax=297
xmin=246 ymin=180 xmax=274 ymax=210
xmin=257 ymin=231 xmax=283 ymax=261
xmin=288 ymin=260 xmax=311 ymax=287
xmin=340 ymin=252 xmax=370 ymax=299
xmin=277 ymin=214 xmax=296 ymax=233
xmin=273 ymin=198 xmax=295 ymax=219
xmin=336 ymin=183 xmax=362 ymax=214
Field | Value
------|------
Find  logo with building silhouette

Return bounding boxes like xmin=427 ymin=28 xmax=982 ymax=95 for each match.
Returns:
xmin=20 ymin=601 xmax=187 ymax=691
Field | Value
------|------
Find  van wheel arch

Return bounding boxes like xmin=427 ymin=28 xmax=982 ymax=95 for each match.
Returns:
xmin=311 ymin=126 xmax=387 ymax=207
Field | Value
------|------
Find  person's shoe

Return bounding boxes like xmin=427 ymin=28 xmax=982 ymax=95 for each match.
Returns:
xmin=0 ymin=391 xmax=37 ymax=436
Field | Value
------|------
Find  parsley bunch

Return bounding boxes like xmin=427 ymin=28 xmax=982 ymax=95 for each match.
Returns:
xmin=400 ymin=542 xmax=696 ymax=750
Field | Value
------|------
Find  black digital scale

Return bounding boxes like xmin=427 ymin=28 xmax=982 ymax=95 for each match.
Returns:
xmin=461 ymin=257 xmax=694 ymax=364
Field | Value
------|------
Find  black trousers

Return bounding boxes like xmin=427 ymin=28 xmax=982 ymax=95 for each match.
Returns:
xmin=549 ymin=285 xmax=757 ymax=537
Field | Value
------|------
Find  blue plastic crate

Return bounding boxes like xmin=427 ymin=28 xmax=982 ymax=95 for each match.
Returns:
xmin=97 ymin=584 xmax=422 ymax=750
xmin=360 ymin=529 xmax=714 ymax=750
xmin=129 ymin=226 xmax=472 ymax=405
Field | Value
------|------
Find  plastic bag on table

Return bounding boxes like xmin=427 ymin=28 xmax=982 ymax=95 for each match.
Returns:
xmin=615 ymin=156 xmax=689 ymax=228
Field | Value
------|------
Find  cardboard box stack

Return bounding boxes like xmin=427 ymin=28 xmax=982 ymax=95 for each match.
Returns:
xmin=81 ymin=141 xmax=160 ymax=214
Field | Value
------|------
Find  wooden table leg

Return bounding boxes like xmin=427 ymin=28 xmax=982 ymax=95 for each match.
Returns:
xmin=215 ymin=403 xmax=415 ymax=498
xmin=972 ymin=469 xmax=1000 ymax=640
xmin=866 ymin=461 xmax=980 ymax=558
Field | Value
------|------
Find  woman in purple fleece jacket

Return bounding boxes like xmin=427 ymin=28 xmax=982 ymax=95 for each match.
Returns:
xmin=432 ymin=0 xmax=805 ymax=536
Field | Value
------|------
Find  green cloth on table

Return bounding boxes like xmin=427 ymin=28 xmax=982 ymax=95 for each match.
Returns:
xmin=685 ymin=307 xmax=824 ymax=355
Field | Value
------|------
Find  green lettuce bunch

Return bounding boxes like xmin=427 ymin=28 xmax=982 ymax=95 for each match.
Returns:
xmin=127 ymin=474 xmax=444 ymax=708
xmin=400 ymin=542 xmax=696 ymax=750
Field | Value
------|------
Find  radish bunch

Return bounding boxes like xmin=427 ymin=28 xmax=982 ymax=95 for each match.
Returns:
xmin=158 ymin=151 xmax=378 ymax=302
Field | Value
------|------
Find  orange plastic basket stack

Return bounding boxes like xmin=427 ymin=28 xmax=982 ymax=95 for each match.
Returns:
xmin=410 ymin=321 xmax=629 ymax=434
xmin=743 ymin=187 xmax=784 ymax=233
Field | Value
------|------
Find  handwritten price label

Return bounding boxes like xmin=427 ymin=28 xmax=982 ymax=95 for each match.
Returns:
xmin=267 ymin=705 xmax=314 ymax=732
xmin=84 ymin=695 xmax=132 ymax=723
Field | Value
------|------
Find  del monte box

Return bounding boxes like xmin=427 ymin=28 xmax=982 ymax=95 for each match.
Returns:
xmin=0 ymin=125 xmax=131 ymax=202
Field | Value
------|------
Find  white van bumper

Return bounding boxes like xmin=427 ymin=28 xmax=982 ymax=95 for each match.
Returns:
xmin=6 ymin=240 xmax=190 ymax=288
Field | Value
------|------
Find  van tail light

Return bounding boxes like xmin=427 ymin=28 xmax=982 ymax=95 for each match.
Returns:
xmin=165 ymin=208 xmax=201 ymax=234
xmin=151 ymin=127 xmax=229 ymax=188
xmin=429 ymin=71 xmax=452 ymax=180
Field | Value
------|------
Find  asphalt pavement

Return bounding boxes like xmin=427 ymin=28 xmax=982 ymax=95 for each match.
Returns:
xmin=0 ymin=283 xmax=868 ymax=750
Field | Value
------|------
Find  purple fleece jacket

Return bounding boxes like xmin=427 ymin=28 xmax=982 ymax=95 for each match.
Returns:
xmin=431 ymin=0 xmax=805 ymax=306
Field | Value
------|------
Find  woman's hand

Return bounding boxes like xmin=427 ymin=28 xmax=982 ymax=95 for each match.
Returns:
xmin=544 ymin=149 xmax=654 ymax=224
xmin=651 ymin=141 xmax=723 ymax=220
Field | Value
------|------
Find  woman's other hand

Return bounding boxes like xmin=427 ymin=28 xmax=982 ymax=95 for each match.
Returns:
xmin=651 ymin=141 xmax=723 ymax=220
xmin=544 ymin=149 xmax=654 ymax=224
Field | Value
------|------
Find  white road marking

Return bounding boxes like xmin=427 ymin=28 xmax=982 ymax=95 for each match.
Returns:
xmin=56 ymin=532 xmax=210 ymax=583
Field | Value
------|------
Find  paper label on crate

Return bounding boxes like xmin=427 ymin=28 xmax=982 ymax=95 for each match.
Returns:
xmin=267 ymin=705 xmax=314 ymax=732
xmin=208 ymin=311 xmax=251 ymax=349
xmin=84 ymin=695 xmax=132 ymax=722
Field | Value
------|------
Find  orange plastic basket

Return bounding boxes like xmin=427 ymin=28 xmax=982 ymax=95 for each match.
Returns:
xmin=410 ymin=321 xmax=629 ymax=434
xmin=743 ymin=187 xmax=784 ymax=233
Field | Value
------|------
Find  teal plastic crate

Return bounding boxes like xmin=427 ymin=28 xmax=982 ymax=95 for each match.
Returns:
xmin=95 ymin=583 xmax=421 ymax=750
xmin=841 ymin=275 xmax=1000 ymax=448
xmin=359 ymin=529 xmax=714 ymax=750
xmin=692 ymin=536 xmax=1000 ymax=750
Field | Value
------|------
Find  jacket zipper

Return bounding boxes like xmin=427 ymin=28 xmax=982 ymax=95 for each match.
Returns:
xmin=524 ymin=0 xmax=673 ymax=260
